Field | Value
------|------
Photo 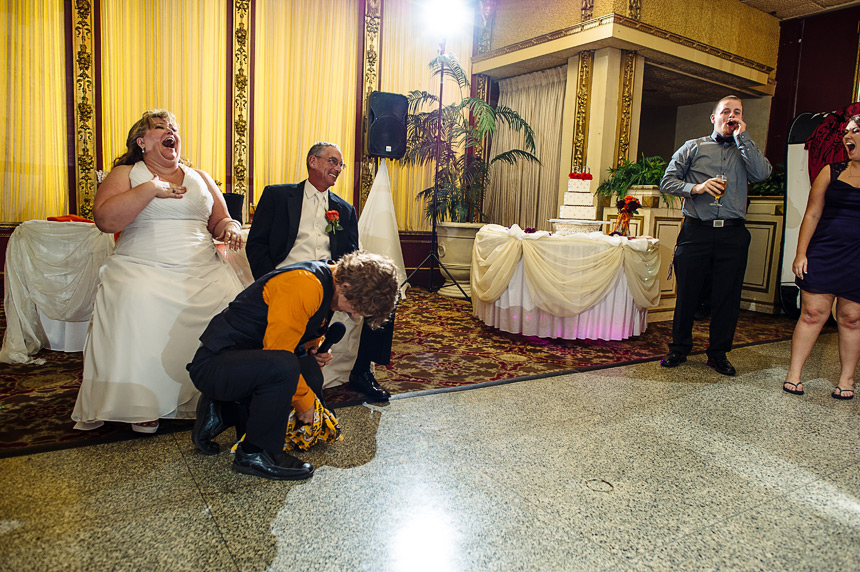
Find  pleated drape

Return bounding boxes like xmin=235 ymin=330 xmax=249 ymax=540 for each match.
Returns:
xmin=100 ymin=0 xmax=227 ymax=180
xmin=379 ymin=0 xmax=473 ymax=231
xmin=0 ymin=0 xmax=68 ymax=222
xmin=252 ymin=0 xmax=359 ymax=203
xmin=484 ymin=66 xmax=566 ymax=231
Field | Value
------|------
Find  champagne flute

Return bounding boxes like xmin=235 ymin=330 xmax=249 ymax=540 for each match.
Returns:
xmin=711 ymin=174 xmax=726 ymax=207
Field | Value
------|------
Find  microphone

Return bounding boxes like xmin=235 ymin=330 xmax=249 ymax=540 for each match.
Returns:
xmin=317 ymin=322 xmax=346 ymax=354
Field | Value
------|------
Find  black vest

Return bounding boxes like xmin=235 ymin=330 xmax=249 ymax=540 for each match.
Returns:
xmin=199 ymin=260 xmax=334 ymax=354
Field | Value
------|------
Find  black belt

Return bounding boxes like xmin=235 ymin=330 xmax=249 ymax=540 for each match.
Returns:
xmin=684 ymin=217 xmax=745 ymax=228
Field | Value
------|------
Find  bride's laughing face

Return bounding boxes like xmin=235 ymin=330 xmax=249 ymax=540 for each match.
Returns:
xmin=137 ymin=117 xmax=181 ymax=163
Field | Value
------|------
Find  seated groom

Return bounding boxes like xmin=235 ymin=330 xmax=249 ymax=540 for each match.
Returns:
xmin=246 ymin=141 xmax=394 ymax=402
xmin=187 ymin=251 xmax=400 ymax=480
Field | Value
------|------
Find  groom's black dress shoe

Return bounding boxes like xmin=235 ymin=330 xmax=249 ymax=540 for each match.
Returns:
xmin=349 ymin=371 xmax=391 ymax=401
xmin=706 ymin=356 xmax=736 ymax=376
xmin=232 ymin=445 xmax=314 ymax=481
xmin=660 ymin=351 xmax=687 ymax=368
xmin=192 ymin=395 xmax=228 ymax=455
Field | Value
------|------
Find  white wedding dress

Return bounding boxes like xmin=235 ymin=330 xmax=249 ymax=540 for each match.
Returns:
xmin=72 ymin=161 xmax=244 ymax=428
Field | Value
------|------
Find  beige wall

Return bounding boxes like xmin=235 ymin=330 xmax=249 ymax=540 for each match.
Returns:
xmin=490 ymin=0 xmax=779 ymax=72
xmin=640 ymin=0 xmax=779 ymax=70
xmin=674 ymin=96 xmax=772 ymax=153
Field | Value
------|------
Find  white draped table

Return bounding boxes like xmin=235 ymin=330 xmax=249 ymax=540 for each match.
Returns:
xmin=471 ymin=224 xmax=661 ymax=341
xmin=0 ymin=221 xmax=115 ymax=364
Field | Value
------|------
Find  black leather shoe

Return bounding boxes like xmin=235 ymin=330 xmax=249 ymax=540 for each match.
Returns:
xmin=706 ymin=356 xmax=736 ymax=376
xmin=660 ymin=351 xmax=687 ymax=368
xmin=349 ymin=371 xmax=391 ymax=401
xmin=192 ymin=395 xmax=228 ymax=455
xmin=232 ymin=445 xmax=314 ymax=481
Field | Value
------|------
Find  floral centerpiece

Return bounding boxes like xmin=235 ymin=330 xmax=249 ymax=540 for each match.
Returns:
xmin=568 ymin=171 xmax=593 ymax=181
xmin=609 ymin=196 xmax=641 ymax=236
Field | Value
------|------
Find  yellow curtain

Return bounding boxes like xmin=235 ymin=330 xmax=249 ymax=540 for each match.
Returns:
xmin=252 ymin=0 xmax=359 ymax=204
xmin=0 ymin=0 xmax=67 ymax=222
xmin=485 ymin=66 xmax=566 ymax=230
xmin=379 ymin=0 xmax=473 ymax=231
xmin=100 ymin=0 xmax=227 ymax=183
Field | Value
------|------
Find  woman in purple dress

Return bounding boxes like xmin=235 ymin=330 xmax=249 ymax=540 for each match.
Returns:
xmin=783 ymin=114 xmax=860 ymax=399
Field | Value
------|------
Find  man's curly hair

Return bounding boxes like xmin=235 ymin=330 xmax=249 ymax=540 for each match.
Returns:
xmin=334 ymin=251 xmax=399 ymax=329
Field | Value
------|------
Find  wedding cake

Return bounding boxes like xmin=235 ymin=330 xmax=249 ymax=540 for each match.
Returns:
xmin=550 ymin=168 xmax=608 ymax=234
xmin=559 ymin=171 xmax=596 ymax=220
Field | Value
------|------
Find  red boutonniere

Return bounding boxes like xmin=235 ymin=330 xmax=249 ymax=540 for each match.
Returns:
xmin=324 ymin=210 xmax=344 ymax=235
xmin=616 ymin=195 xmax=642 ymax=215
xmin=568 ymin=172 xmax=593 ymax=180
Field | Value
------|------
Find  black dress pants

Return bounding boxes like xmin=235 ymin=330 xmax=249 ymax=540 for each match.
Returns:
xmin=188 ymin=346 xmax=300 ymax=454
xmin=350 ymin=310 xmax=396 ymax=374
xmin=669 ymin=220 xmax=751 ymax=358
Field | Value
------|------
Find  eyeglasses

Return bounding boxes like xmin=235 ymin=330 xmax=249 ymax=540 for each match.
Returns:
xmin=320 ymin=156 xmax=347 ymax=169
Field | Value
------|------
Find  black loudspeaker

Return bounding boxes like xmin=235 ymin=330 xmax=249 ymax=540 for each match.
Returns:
xmin=367 ymin=91 xmax=408 ymax=159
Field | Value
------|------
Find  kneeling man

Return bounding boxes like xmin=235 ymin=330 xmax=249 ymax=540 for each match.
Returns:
xmin=187 ymin=251 xmax=399 ymax=480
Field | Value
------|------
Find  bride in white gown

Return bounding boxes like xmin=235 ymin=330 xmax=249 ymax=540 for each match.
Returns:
xmin=72 ymin=109 xmax=244 ymax=433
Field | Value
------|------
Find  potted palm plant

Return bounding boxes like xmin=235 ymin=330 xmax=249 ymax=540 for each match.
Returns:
xmin=401 ymin=53 xmax=539 ymax=295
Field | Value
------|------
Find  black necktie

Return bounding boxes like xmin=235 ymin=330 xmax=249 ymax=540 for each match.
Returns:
xmin=715 ymin=134 xmax=735 ymax=145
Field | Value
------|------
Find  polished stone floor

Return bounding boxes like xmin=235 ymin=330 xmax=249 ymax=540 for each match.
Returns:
xmin=2 ymin=333 xmax=859 ymax=571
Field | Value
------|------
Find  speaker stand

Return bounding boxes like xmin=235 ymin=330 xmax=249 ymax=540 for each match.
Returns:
xmin=402 ymin=40 xmax=470 ymax=303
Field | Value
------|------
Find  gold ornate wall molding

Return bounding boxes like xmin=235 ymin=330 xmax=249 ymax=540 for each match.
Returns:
xmin=478 ymin=0 xmax=496 ymax=54
xmin=572 ymin=50 xmax=593 ymax=170
xmin=474 ymin=1 xmax=495 ymax=178
xmin=628 ymin=0 xmax=641 ymax=20
xmin=854 ymin=35 xmax=860 ymax=103
xmin=581 ymin=0 xmax=593 ymax=21
xmin=614 ymin=50 xmax=636 ymax=166
xmin=472 ymin=13 xmax=773 ymax=75
xmin=231 ymin=0 xmax=251 ymax=196
xmin=72 ymin=0 xmax=96 ymax=218
xmin=358 ymin=0 xmax=382 ymax=211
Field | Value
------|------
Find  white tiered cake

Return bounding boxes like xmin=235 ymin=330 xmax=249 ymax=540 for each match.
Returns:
xmin=550 ymin=168 xmax=607 ymax=234
xmin=559 ymin=175 xmax=596 ymax=220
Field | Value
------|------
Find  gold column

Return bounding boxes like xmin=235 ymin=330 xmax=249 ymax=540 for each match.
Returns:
xmin=357 ymin=0 xmax=382 ymax=213
xmin=614 ymin=50 xmax=636 ymax=167
xmin=572 ymin=50 xmax=593 ymax=170
xmin=474 ymin=0 xmax=494 ymax=104
xmin=72 ymin=0 xmax=96 ymax=218
xmin=853 ymin=36 xmax=860 ymax=103
xmin=232 ymin=0 xmax=251 ymax=198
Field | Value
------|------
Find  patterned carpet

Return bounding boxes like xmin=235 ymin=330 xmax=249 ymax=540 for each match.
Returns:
xmin=0 ymin=289 xmax=802 ymax=457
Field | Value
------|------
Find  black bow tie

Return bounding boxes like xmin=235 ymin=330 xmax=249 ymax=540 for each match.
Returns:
xmin=715 ymin=134 xmax=735 ymax=145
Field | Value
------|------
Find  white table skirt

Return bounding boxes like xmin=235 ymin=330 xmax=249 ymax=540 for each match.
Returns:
xmin=473 ymin=258 xmax=648 ymax=341
xmin=37 ymin=308 xmax=89 ymax=352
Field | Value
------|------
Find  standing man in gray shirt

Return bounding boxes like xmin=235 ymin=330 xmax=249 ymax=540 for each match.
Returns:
xmin=659 ymin=95 xmax=772 ymax=376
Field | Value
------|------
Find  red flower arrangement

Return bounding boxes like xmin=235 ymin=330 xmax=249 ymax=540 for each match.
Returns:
xmin=616 ymin=196 xmax=641 ymax=215
xmin=324 ymin=210 xmax=343 ymax=234
xmin=568 ymin=172 xmax=593 ymax=180
xmin=610 ymin=195 xmax=641 ymax=237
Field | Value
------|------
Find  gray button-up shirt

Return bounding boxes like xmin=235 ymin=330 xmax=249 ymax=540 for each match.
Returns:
xmin=660 ymin=132 xmax=772 ymax=221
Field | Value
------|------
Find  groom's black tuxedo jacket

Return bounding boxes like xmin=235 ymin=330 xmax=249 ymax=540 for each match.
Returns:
xmin=246 ymin=180 xmax=393 ymax=365
xmin=246 ymin=181 xmax=359 ymax=279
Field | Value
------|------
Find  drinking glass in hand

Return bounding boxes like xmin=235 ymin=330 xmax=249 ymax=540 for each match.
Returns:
xmin=710 ymin=174 xmax=726 ymax=207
